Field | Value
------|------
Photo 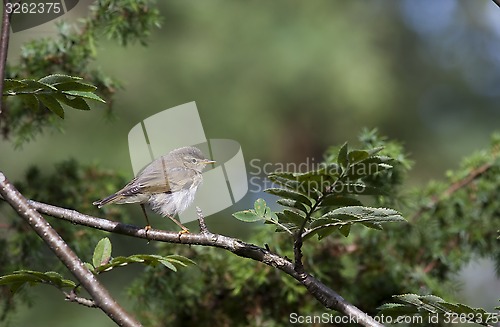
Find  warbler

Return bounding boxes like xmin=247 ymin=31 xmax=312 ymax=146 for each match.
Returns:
xmin=93 ymin=146 xmax=215 ymax=232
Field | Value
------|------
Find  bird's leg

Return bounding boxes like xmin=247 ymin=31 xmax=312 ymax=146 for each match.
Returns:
xmin=167 ymin=215 xmax=190 ymax=234
xmin=140 ymin=204 xmax=152 ymax=232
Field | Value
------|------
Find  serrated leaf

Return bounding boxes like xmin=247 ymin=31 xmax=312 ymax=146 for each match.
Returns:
xmin=420 ymin=295 xmax=446 ymax=304
xmin=53 ymin=94 xmax=91 ymax=111
xmin=0 ymin=270 xmax=76 ymax=293
xmin=3 ymin=79 xmax=26 ymax=91
xmin=316 ymin=226 xmax=340 ymax=240
xmin=347 ymin=150 xmax=370 ymax=164
xmin=232 ymin=210 xmax=263 ymax=222
xmin=383 ymin=293 xmax=492 ymax=325
xmin=93 ymin=253 xmax=194 ymax=274
xmin=158 ymin=259 xmax=177 ymax=272
xmin=283 ymin=208 xmax=305 ymax=221
xmin=338 ymin=224 xmax=351 ymax=237
xmin=366 ymin=146 xmax=385 ymax=156
xmin=275 ymin=211 xmax=304 ymax=226
xmin=84 ymin=262 xmax=95 ymax=273
xmin=20 ymin=79 xmax=58 ymax=92
xmin=377 ymin=303 xmax=419 ymax=317
xmin=93 ymin=237 xmax=112 ymax=268
xmin=265 ymin=188 xmax=313 ymax=207
xmin=345 ymin=158 xmax=393 ymax=180
xmin=337 ymin=142 xmax=349 ymax=168
xmin=330 ymin=183 xmax=386 ymax=196
xmin=360 ymin=221 xmax=383 ymax=230
xmin=321 ymin=195 xmax=363 ymax=207
xmin=38 ymin=74 xmax=81 ymax=85
xmin=268 ymin=174 xmax=301 ymax=190
xmin=323 ymin=206 xmax=405 ymax=223
xmin=54 ymin=81 xmax=97 ymax=92
xmin=394 ymin=293 xmax=422 ymax=305
xmin=254 ymin=199 xmax=267 ymax=216
xmin=276 ymin=198 xmax=308 ymax=213
xmin=37 ymin=94 xmax=64 ymax=118
xmin=18 ymin=94 xmax=39 ymax=110
xmin=62 ymin=90 xmax=105 ymax=103
xmin=164 ymin=255 xmax=196 ymax=267
xmin=313 ymin=163 xmax=342 ymax=178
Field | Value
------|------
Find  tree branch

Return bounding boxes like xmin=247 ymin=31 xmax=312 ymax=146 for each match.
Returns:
xmin=65 ymin=289 xmax=97 ymax=308
xmin=22 ymin=197 xmax=383 ymax=327
xmin=409 ymin=162 xmax=492 ymax=222
xmin=0 ymin=1 xmax=12 ymax=115
xmin=0 ymin=172 xmax=142 ymax=327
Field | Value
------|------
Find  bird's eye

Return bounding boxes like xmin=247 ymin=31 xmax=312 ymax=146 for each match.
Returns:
xmin=191 ymin=158 xmax=197 ymax=164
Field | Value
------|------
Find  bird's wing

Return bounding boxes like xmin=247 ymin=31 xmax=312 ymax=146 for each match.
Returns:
xmin=115 ymin=154 xmax=198 ymax=196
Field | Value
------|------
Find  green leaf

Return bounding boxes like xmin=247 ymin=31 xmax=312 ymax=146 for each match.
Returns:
xmin=53 ymin=94 xmax=91 ymax=111
xmin=268 ymin=173 xmax=301 ymax=190
xmin=37 ymin=94 xmax=64 ymax=118
xmin=62 ymin=90 xmax=105 ymax=103
xmin=158 ymin=258 xmax=177 ymax=272
xmin=232 ymin=210 xmax=263 ymax=222
xmin=254 ymin=199 xmax=267 ymax=216
xmin=84 ymin=262 xmax=95 ymax=273
xmin=321 ymin=195 xmax=363 ymax=207
xmin=93 ymin=254 xmax=195 ymax=274
xmin=330 ymin=183 xmax=386 ymax=196
xmin=163 ymin=254 xmax=196 ymax=267
xmin=3 ymin=79 xmax=26 ymax=92
xmin=92 ymin=237 xmax=112 ymax=268
xmin=276 ymin=211 xmax=304 ymax=226
xmin=347 ymin=150 xmax=370 ymax=164
xmin=366 ymin=146 xmax=385 ymax=156
xmin=338 ymin=224 xmax=351 ymax=237
xmin=322 ymin=206 xmax=405 ymax=223
xmin=345 ymin=157 xmax=393 ymax=180
xmin=20 ymin=79 xmax=58 ymax=92
xmin=377 ymin=303 xmax=419 ymax=317
xmin=18 ymin=94 xmax=39 ymax=110
xmin=380 ymin=294 xmax=491 ymax=325
xmin=38 ymin=74 xmax=82 ymax=85
xmin=0 ymin=270 xmax=76 ymax=293
xmin=265 ymin=188 xmax=313 ymax=207
xmin=337 ymin=142 xmax=349 ymax=168
xmin=54 ymin=81 xmax=97 ymax=92
xmin=276 ymin=198 xmax=309 ymax=213
xmin=310 ymin=226 xmax=334 ymax=240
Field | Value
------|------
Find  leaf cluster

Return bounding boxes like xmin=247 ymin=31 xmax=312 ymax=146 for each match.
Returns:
xmin=378 ymin=294 xmax=496 ymax=326
xmin=86 ymin=238 xmax=194 ymax=274
xmin=3 ymin=74 xmax=105 ymax=118
xmin=234 ymin=136 xmax=406 ymax=240
xmin=1 ymin=0 xmax=161 ymax=146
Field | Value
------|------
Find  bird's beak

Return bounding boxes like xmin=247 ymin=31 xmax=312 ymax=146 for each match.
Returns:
xmin=204 ymin=159 xmax=216 ymax=164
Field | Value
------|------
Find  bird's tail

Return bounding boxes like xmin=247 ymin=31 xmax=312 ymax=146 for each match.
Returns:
xmin=93 ymin=193 xmax=120 ymax=208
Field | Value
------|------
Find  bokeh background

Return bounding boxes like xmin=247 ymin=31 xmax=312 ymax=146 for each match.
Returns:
xmin=1 ymin=0 xmax=500 ymax=326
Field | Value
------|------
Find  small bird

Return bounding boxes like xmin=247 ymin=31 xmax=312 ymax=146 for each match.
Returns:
xmin=93 ymin=146 xmax=215 ymax=232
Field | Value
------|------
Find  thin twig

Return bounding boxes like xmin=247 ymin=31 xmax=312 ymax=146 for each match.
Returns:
xmin=0 ymin=1 xmax=11 ymax=115
xmin=25 ymin=198 xmax=382 ymax=327
xmin=65 ymin=290 xmax=97 ymax=308
xmin=0 ymin=172 xmax=142 ymax=327
xmin=293 ymin=193 xmax=323 ymax=275
xmin=196 ymin=206 xmax=209 ymax=234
